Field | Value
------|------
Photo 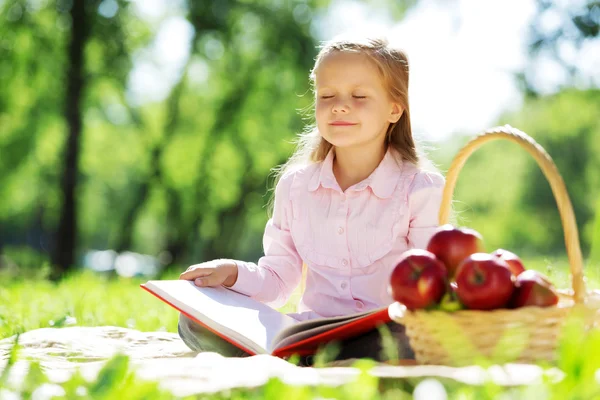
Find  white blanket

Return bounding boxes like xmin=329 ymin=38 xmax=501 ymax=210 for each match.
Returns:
xmin=0 ymin=327 xmax=556 ymax=396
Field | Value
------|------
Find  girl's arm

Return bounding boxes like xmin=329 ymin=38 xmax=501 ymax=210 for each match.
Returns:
xmin=227 ymin=171 xmax=303 ymax=308
xmin=407 ymin=171 xmax=445 ymax=249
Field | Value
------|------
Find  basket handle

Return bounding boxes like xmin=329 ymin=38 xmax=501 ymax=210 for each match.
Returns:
xmin=438 ymin=125 xmax=586 ymax=304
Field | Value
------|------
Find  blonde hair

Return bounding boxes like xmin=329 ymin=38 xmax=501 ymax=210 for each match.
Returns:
xmin=270 ymin=36 xmax=421 ymax=208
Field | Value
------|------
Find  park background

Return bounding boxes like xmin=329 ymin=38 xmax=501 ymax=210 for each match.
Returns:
xmin=1 ymin=0 xmax=600 ymax=398
xmin=1 ymin=0 xmax=599 ymax=282
xmin=0 ymin=0 xmax=599 ymax=307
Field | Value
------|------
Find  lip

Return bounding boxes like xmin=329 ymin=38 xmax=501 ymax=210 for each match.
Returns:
xmin=329 ymin=121 xmax=358 ymax=126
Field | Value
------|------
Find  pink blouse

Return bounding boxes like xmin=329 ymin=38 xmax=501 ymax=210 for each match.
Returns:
xmin=230 ymin=148 xmax=445 ymax=321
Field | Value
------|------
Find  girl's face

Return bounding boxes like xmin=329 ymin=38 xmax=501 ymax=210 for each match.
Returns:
xmin=314 ymin=51 xmax=402 ymax=151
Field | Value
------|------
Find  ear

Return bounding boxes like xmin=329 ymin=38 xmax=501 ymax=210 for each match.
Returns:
xmin=388 ymin=103 xmax=404 ymax=123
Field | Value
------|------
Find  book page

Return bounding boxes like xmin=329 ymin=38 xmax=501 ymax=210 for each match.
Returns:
xmin=271 ymin=307 xmax=391 ymax=357
xmin=273 ymin=310 xmax=374 ymax=344
xmin=142 ymin=280 xmax=298 ymax=354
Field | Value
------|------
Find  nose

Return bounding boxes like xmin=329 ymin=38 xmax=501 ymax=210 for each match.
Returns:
xmin=332 ymin=102 xmax=349 ymax=114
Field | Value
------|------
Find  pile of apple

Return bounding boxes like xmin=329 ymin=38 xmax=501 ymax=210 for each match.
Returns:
xmin=388 ymin=225 xmax=560 ymax=311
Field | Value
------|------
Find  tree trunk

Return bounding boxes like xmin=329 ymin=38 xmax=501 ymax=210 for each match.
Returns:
xmin=51 ymin=1 xmax=89 ymax=280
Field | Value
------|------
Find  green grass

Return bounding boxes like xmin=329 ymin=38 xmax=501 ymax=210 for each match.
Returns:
xmin=0 ymin=270 xmax=179 ymax=339
xmin=0 ymin=266 xmax=305 ymax=340
xmin=1 ymin=258 xmax=600 ymax=399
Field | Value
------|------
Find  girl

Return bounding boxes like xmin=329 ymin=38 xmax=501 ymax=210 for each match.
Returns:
xmin=179 ymin=36 xmax=445 ymax=362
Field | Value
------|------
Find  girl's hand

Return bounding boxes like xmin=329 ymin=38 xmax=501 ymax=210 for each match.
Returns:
xmin=179 ymin=260 xmax=239 ymax=288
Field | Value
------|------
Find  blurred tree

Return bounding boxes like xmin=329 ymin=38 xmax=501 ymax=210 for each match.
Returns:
xmin=430 ymin=89 xmax=600 ymax=259
xmin=116 ymin=1 xmax=414 ymax=265
xmin=187 ymin=1 xmax=320 ymax=263
xmin=434 ymin=0 xmax=600 ymax=259
xmin=0 ymin=0 xmax=145 ymax=277
xmin=502 ymin=89 xmax=600 ymax=255
xmin=519 ymin=0 xmax=599 ymax=95
xmin=512 ymin=0 xmax=600 ymax=257
xmin=54 ymin=0 xmax=143 ymax=278
xmin=51 ymin=0 xmax=96 ymax=279
xmin=0 ymin=0 xmax=70 ymax=271
xmin=111 ymin=1 xmax=320 ymax=264
xmin=0 ymin=0 xmax=418 ymax=277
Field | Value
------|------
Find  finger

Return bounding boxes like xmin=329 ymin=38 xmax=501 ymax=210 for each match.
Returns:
xmin=180 ymin=268 xmax=214 ymax=281
xmin=194 ymin=274 xmax=222 ymax=287
xmin=183 ymin=263 xmax=208 ymax=273
xmin=180 ymin=264 xmax=198 ymax=278
xmin=180 ymin=269 xmax=211 ymax=280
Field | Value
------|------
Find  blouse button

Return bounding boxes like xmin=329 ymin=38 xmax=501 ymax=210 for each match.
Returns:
xmin=337 ymin=227 xmax=344 ymax=234
xmin=355 ymin=301 xmax=364 ymax=309
xmin=341 ymin=259 xmax=348 ymax=267
xmin=341 ymin=281 xmax=348 ymax=289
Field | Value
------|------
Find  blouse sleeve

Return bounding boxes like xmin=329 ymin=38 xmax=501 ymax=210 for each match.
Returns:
xmin=406 ymin=171 xmax=445 ymax=249
xmin=228 ymin=171 xmax=303 ymax=308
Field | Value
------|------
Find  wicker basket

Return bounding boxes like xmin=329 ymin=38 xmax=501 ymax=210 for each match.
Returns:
xmin=388 ymin=125 xmax=600 ymax=366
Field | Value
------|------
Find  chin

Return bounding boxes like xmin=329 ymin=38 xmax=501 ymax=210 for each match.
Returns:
xmin=321 ymin=131 xmax=359 ymax=148
xmin=324 ymin=136 xmax=382 ymax=151
xmin=323 ymin=138 xmax=360 ymax=149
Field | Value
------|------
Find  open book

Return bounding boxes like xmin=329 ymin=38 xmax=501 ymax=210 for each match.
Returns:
xmin=141 ymin=280 xmax=392 ymax=358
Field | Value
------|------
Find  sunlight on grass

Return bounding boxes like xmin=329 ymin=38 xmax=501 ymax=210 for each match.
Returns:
xmin=1 ymin=255 xmax=596 ymax=340
xmin=0 ymin=271 xmax=179 ymax=339
xmin=2 ymin=258 xmax=600 ymax=399
xmin=0 ymin=268 xmax=304 ymax=339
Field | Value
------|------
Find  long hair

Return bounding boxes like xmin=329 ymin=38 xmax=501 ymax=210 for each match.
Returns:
xmin=269 ymin=36 xmax=426 ymax=212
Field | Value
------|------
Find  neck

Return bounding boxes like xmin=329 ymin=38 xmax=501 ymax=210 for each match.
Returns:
xmin=333 ymin=143 xmax=387 ymax=192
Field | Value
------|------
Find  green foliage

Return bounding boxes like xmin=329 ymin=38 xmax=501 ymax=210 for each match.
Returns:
xmin=2 ymin=0 xmax=597 ymax=280
xmin=430 ymin=89 xmax=600 ymax=261
xmin=509 ymin=90 xmax=600 ymax=255
xmin=553 ymin=315 xmax=600 ymax=399
xmin=0 ymin=0 xmax=324 ymax=271
xmin=0 ymin=0 xmax=66 ymax=231
xmin=590 ymin=199 xmax=600 ymax=265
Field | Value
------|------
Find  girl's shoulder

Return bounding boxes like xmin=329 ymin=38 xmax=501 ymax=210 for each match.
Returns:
xmin=281 ymin=162 xmax=321 ymax=181
xmin=400 ymin=162 xmax=445 ymax=193
xmin=387 ymin=148 xmax=444 ymax=191
xmin=274 ymin=162 xmax=321 ymax=198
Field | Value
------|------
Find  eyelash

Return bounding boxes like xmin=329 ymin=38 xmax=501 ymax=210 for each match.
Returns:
xmin=320 ymin=95 xmax=366 ymax=99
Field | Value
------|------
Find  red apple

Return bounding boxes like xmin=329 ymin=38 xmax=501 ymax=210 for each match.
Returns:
xmin=389 ymin=249 xmax=448 ymax=310
xmin=509 ymin=270 xmax=559 ymax=308
xmin=426 ymin=224 xmax=486 ymax=277
xmin=454 ymin=253 xmax=515 ymax=310
xmin=491 ymin=248 xmax=526 ymax=276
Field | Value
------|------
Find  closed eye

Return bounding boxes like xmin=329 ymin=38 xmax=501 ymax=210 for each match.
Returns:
xmin=319 ymin=95 xmax=366 ymax=99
